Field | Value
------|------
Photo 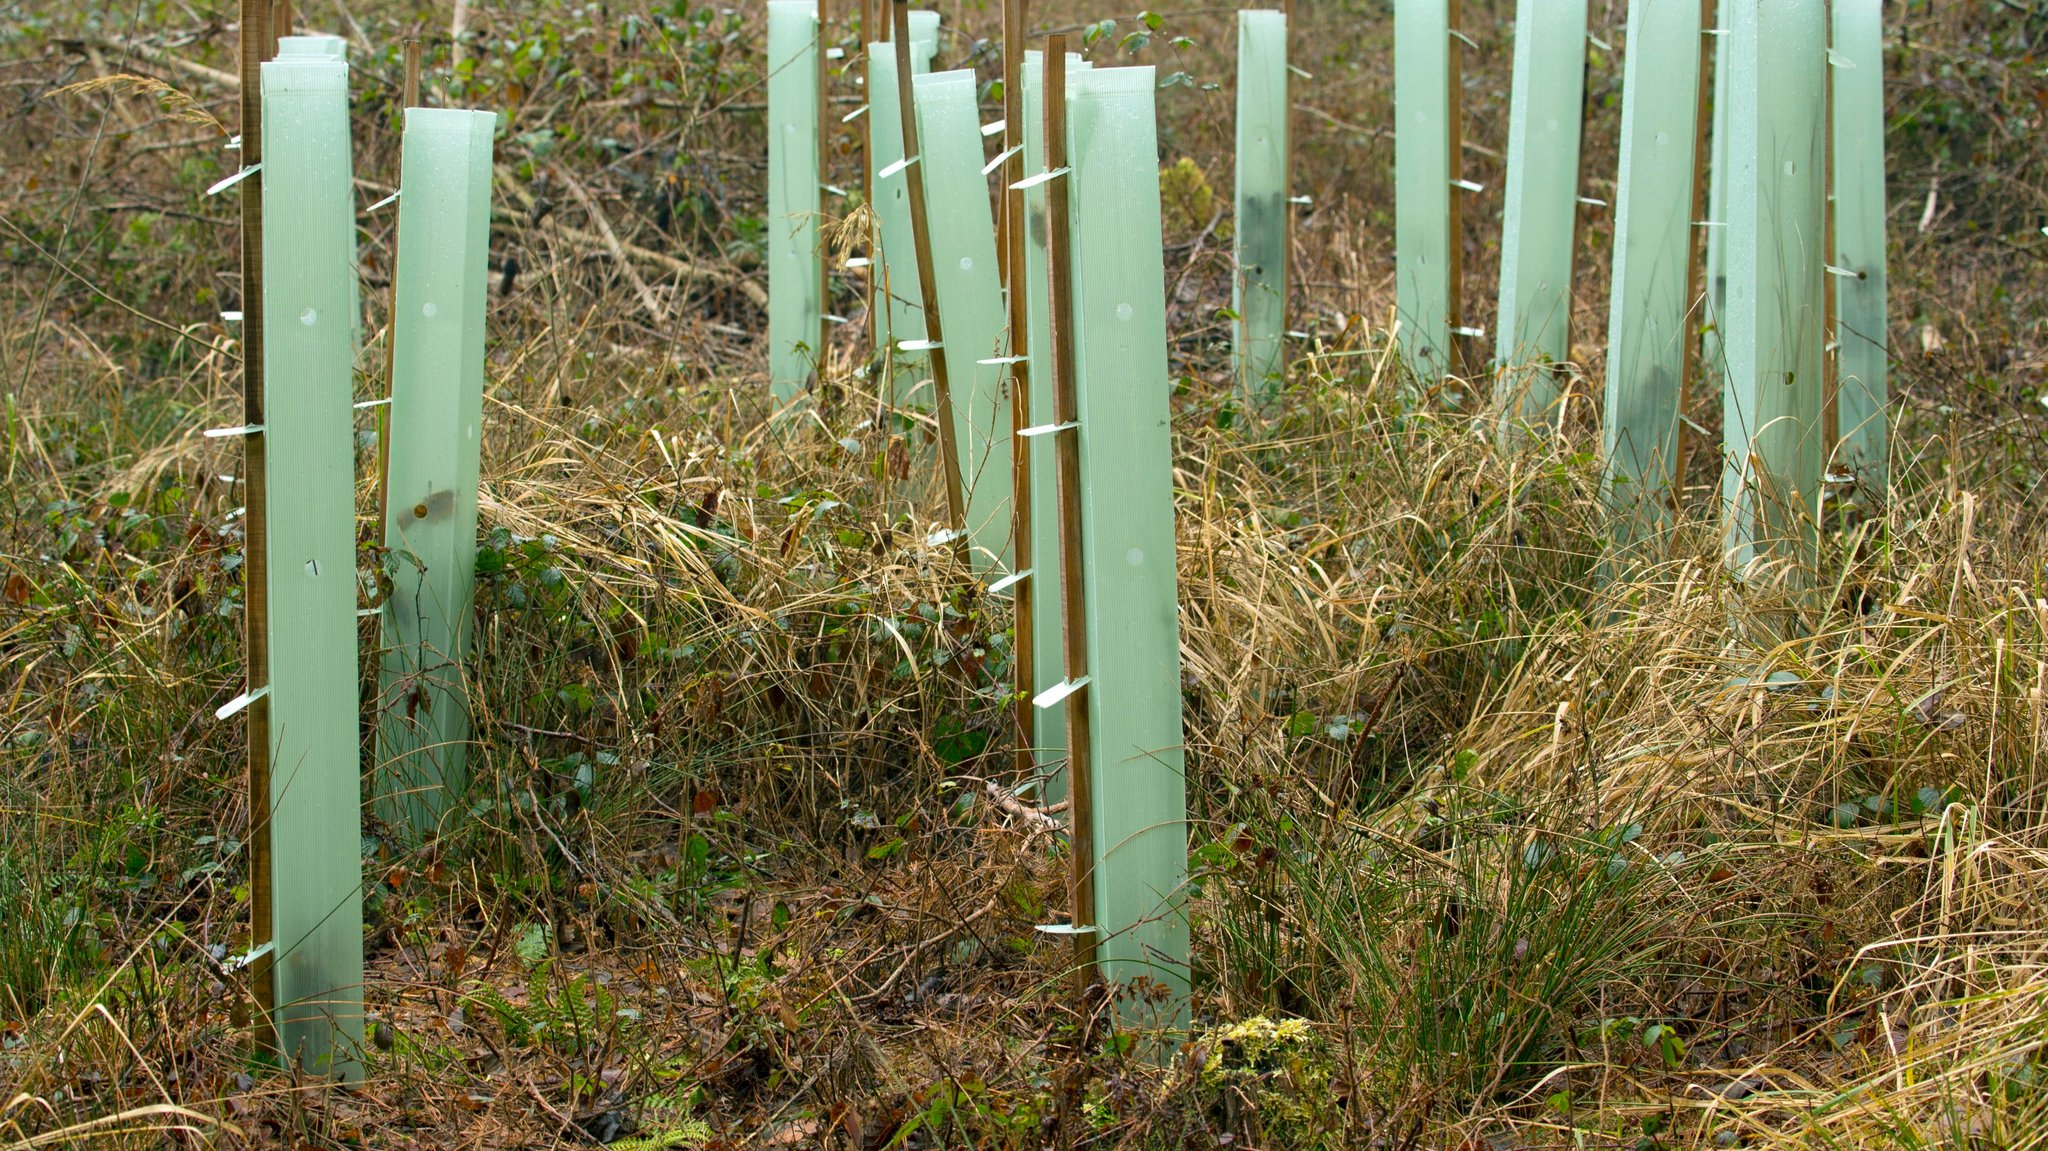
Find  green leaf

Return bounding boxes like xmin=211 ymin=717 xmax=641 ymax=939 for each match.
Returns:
xmin=514 ymin=921 xmax=550 ymax=967
xmin=931 ymin=716 xmax=990 ymax=766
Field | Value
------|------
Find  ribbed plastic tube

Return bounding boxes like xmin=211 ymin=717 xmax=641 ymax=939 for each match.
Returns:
xmin=375 ymin=108 xmax=496 ymax=845
xmin=259 ymin=34 xmax=365 ymax=1082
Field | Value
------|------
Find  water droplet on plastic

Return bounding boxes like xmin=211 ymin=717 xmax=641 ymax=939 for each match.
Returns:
xmin=299 ymin=307 xmax=317 ymax=326
xmin=422 ymin=302 xmax=438 ymax=318
xmin=1115 ymin=303 xmax=1133 ymax=321
xmin=959 ymin=256 xmax=973 ymax=271
xmin=1125 ymin=547 xmax=1144 ymax=566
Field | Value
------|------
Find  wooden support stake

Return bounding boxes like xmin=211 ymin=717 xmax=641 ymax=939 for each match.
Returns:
xmin=1020 ymin=48 xmax=1088 ymax=799
xmin=1703 ymin=16 xmax=1731 ymax=382
xmin=1678 ymin=0 xmax=1715 ymax=506
xmin=1003 ymin=0 xmax=1035 ymax=786
xmin=375 ymin=40 xmax=421 ymax=551
xmin=891 ymin=0 xmax=966 ymax=546
xmin=1042 ymin=38 xmax=1094 ymax=981
xmin=1447 ymin=0 xmax=1466 ymax=377
xmin=859 ymin=0 xmax=875 ymax=374
xmin=237 ymin=0 xmax=277 ymax=1061
xmin=819 ymin=0 xmax=832 ymax=391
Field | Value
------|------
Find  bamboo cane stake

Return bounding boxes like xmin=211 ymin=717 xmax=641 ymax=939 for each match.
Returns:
xmin=890 ymin=0 xmax=967 ymax=548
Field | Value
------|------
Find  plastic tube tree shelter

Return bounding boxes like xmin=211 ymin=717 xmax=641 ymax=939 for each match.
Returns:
xmin=1720 ymin=0 xmax=1827 ymax=577
xmin=767 ymin=0 xmax=822 ymax=405
xmin=1830 ymin=0 xmax=1889 ymax=500
xmin=1393 ymin=0 xmax=1466 ymax=385
xmin=374 ymin=108 xmax=496 ymax=843
xmin=256 ymin=34 xmax=365 ymax=1079
xmin=1232 ymin=8 xmax=1288 ymax=410
xmin=1045 ymin=59 xmax=1192 ymax=1030
xmin=1016 ymin=49 xmax=1089 ymax=799
xmin=1493 ymin=0 xmax=1588 ymax=435
xmin=864 ymin=10 xmax=939 ymax=407
xmin=911 ymin=68 xmax=1013 ymax=573
xmin=1601 ymin=0 xmax=1707 ymax=538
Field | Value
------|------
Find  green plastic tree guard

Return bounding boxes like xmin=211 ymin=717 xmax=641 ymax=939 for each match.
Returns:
xmin=912 ymin=68 xmax=1012 ymax=573
xmin=1831 ymin=0 xmax=1888 ymax=499
xmin=768 ymin=1 xmax=821 ymax=405
xmin=1702 ymin=22 xmax=1731 ymax=380
xmin=1494 ymin=0 xmax=1587 ymax=432
xmin=259 ymin=38 xmax=365 ymax=1081
xmin=1233 ymin=9 xmax=1288 ymax=410
xmin=1720 ymin=0 xmax=1826 ymax=575
xmin=1602 ymin=0 xmax=1702 ymax=533
xmin=375 ymin=108 xmax=496 ymax=844
xmin=865 ymin=12 xmax=940 ymax=407
xmin=908 ymin=9 xmax=938 ymax=67
xmin=1019 ymin=50 xmax=1088 ymax=794
xmin=1394 ymin=0 xmax=1456 ymax=383
xmin=1063 ymin=64 xmax=1190 ymax=1026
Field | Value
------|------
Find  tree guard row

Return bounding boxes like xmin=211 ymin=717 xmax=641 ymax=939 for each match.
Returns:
xmin=1389 ymin=0 xmax=1889 ymax=568
xmin=221 ymin=14 xmax=496 ymax=1077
